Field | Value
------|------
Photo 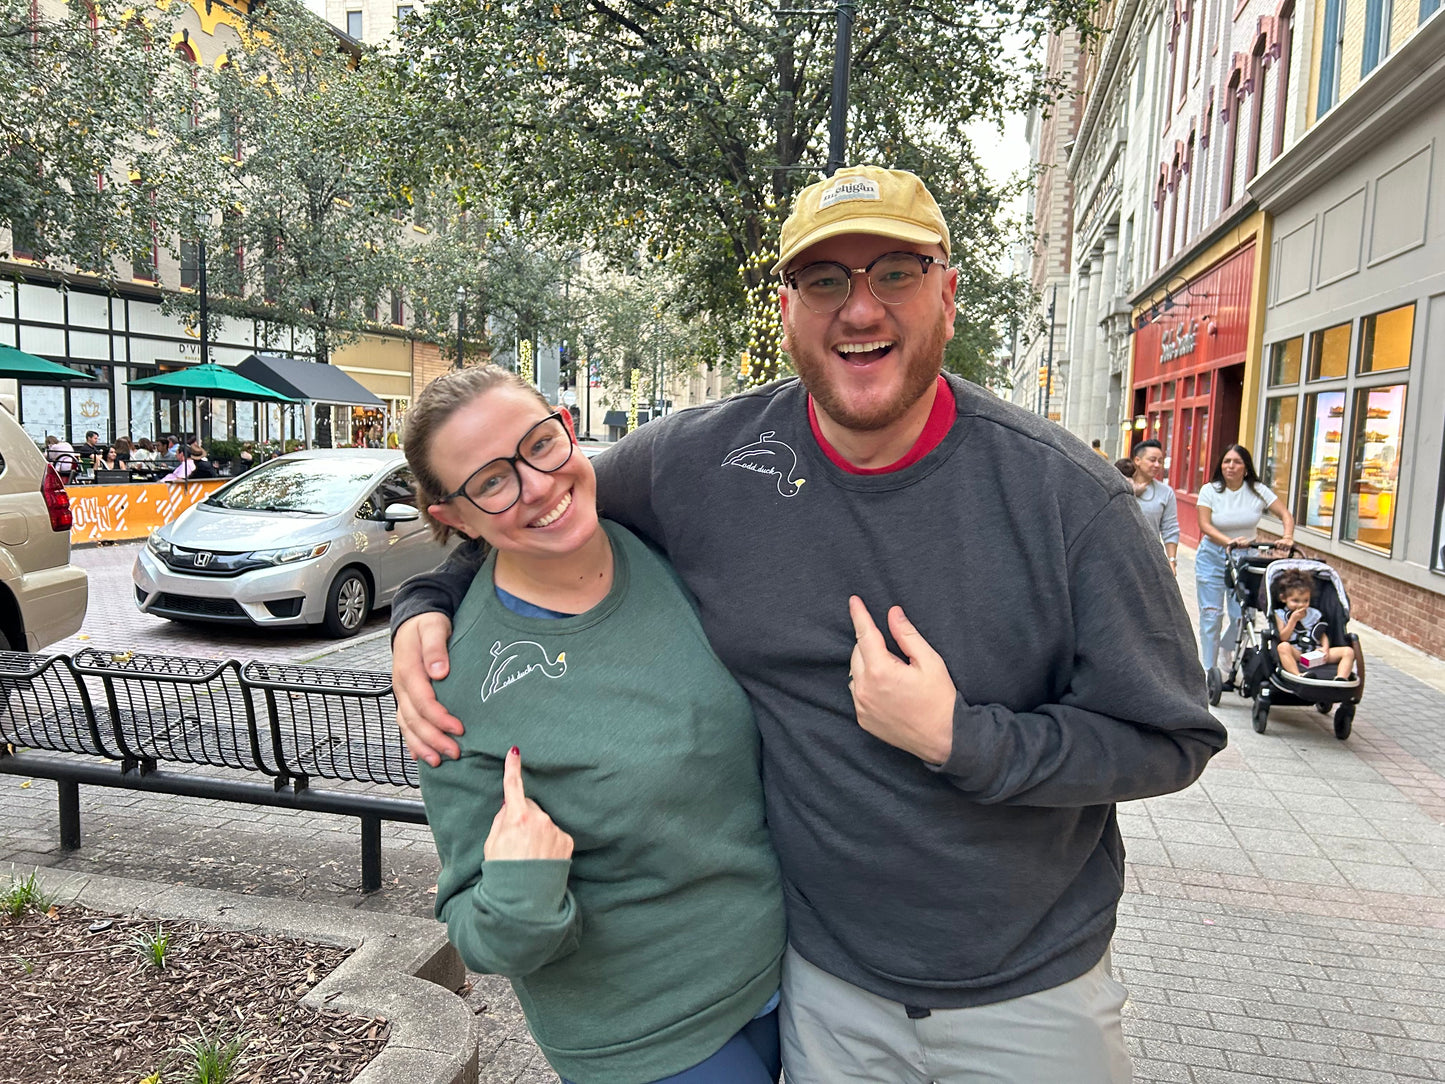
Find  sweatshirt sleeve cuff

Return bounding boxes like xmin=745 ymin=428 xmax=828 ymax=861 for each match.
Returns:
xmin=926 ymin=697 xmax=994 ymax=790
xmin=478 ymin=859 xmax=573 ymax=921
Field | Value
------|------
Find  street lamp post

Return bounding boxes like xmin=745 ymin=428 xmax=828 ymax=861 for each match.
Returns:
xmin=195 ymin=210 xmax=214 ymax=444
xmin=1043 ymin=284 xmax=1057 ymax=421
xmin=826 ymin=0 xmax=855 ymax=176
xmin=455 ymin=285 xmax=466 ymax=370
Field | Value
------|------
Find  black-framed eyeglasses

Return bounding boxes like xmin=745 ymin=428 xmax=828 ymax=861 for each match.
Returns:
xmin=782 ymin=251 xmax=948 ymax=314
xmin=442 ymin=411 xmax=574 ymax=514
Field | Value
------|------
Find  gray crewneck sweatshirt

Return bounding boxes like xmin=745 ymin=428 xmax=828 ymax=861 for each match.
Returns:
xmin=394 ymin=374 xmax=1225 ymax=1008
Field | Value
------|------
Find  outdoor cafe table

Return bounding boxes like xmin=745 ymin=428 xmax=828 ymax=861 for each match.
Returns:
xmin=66 ymin=476 xmax=229 ymax=545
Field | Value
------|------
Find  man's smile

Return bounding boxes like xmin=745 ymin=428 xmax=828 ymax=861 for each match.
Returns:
xmin=836 ymin=340 xmax=896 ymax=364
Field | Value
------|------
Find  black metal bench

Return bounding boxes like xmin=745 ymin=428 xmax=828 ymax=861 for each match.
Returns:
xmin=0 ymin=648 xmax=425 ymax=892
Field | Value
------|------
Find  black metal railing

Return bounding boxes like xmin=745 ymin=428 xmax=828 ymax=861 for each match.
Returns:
xmin=0 ymin=649 xmax=424 ymax=892
xmin=241 ymin=661 xmax=419 ymax=788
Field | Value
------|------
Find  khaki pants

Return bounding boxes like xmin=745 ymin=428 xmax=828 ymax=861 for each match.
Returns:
xmin=779 ymin=946 xmax=1132 ymax=1084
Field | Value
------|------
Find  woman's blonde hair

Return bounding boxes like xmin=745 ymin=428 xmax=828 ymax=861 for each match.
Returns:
xmin=405 ymin=365 xmax=550 ymax=543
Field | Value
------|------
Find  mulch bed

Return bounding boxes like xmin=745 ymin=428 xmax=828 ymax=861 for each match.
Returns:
xmin=0 ymin=902 xmax=389 ymax=1083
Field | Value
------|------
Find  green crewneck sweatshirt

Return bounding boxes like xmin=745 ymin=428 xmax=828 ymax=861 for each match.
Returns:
xmin=420 ymin=521 xmax=784 ymax=1084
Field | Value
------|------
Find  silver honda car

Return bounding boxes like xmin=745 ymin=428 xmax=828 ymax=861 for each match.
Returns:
xmin=133 ymin=450 xmax=456 ymax=637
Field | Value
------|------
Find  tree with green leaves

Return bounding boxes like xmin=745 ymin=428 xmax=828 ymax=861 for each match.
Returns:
xmin=575 ymin=260 xmax=698 ymax=411
xmin=391 ymin=0 xmax=1094 ymax=384
xmin=0 ymin=0 xmax=187 ymax=277
xmin=169 ymin=0 xmax=417 ymax=365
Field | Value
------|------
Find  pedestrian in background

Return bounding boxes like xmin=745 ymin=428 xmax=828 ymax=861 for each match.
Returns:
xmin=1131 ymin=439 xmax=1179 ymax=575
xmin=45 ymin=436 xmax=78 ymax=482
xmin=387 ymin=166 xmax=1225 ymax=1084
xmin=1195 ymin=443 xmax=1296 ymax=695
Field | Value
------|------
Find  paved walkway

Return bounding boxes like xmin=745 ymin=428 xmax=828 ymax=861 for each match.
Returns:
xmin=3 ymin=548 xmax=1443 ymax=1082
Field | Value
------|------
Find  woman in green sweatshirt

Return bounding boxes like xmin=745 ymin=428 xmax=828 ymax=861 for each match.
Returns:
xmin=406 ymin=365 xmax=784 ymax=1084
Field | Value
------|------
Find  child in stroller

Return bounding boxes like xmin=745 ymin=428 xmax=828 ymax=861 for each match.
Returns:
xmin=1214 ymin=545 xmax=1365 ymax=740
xmin=1272 ymin=568 xmax=1355 ymax=681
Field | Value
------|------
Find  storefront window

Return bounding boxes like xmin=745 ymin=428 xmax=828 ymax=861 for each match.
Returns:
xmin=1297 ymin=391 xmax=1346 ymax=532
xmin=1192 ymin=407 xmax=1209 ymax=493
xmin=1261 ymin=396 xmax=1298 ymax=496
xmin=1358 ymin=304 xmax=1413 ymax=374
xmin=1268 ymin=336 xmax=1303 ymax=386
xmin=1436 ymin=418 xmax=1445 ymax=575
xmin=1179 ymin=410 xmax=1196 ymax=491
xmin=1342 ymin=384 xmax=1406 ymax=553
xmin=128 ymin=391 xmax=155 ymax=440
xmin=1308 ymin=323 xmax=1351 ymax=381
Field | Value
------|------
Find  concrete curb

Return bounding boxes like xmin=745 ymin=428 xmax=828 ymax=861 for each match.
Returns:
xmin=31 ymin=868 xmax=479 ymax=1084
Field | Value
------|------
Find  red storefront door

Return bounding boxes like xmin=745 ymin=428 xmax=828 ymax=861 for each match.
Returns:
xmin=1132 ymin=243 xmax=1255 ymax=546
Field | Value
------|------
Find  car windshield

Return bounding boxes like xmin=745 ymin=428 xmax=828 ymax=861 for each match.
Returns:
xmin=204 ymin=459 xmax=381 ymax=514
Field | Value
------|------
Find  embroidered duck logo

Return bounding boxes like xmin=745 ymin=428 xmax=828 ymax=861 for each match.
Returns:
xmin=480 ymin=641 xmax=568 ymax=702
xmin=721 ymin=431 xmax=807 ymax=497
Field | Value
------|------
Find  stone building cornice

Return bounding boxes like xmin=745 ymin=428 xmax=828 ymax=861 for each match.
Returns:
xmin=1066 ymin=0 xmax=1147 ymax=180
xmin=1249 ymin=13 xmax=1445 ymax=210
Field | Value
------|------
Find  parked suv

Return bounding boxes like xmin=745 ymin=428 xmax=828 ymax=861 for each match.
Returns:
xmin=0 ymin=408 xmax=88 ymax=650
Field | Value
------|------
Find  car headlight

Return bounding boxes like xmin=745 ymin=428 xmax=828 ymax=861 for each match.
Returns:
xmin=147 ymin=531 xmax=173 ymax=558
xmin=247 ymin=542 xmax=332 ymax=565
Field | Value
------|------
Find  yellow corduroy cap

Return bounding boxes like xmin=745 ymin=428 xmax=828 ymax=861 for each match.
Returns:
xmin=771 ymin=166 xmax=950 ymax=275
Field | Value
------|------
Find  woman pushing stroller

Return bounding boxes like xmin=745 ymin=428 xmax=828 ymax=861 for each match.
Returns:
xmin=1272 ymin=568 xmax=1356 ymax=681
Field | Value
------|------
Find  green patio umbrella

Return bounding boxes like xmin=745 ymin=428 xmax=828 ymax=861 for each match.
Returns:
xmin=0 ymin=343 xmax=94 ymax=381
xmin=126 ymin=361 xmax=297 ymax=403
xmin=128 ymin=362 xmax=297 ymax=449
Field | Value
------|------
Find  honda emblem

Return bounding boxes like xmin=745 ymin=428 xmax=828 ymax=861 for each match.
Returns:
xmin=193 ymin=552 xmax=213 ymax=568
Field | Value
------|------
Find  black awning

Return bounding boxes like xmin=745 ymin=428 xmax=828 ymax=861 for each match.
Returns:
xmin=235 ymin=353 xmax=384 ymax=408
xmin=603 ymin=410 xmax=651 ymax=427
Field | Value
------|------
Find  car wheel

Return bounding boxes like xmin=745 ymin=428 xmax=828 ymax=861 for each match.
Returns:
xmin=323 ymin=568 xmax=370 ymax=638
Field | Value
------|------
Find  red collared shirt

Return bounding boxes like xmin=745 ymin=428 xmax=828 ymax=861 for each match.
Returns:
xmin=808 ymin=375 xmax=956 ymax=474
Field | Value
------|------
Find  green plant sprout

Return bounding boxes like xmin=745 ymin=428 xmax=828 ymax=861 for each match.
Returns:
xmin=181 ymin=1026 xmax=247 ymax=1084
xmin=1 ymin=868 xmax=56 ymax=918
xmin=131 ymin=923 xmax=172 ymax=969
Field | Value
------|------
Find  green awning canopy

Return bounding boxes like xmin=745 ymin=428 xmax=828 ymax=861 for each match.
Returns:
xmin=127 ymin=362 xmax=297 ymax=404
xmin=0 ymin=344 xmax=94 ymax=382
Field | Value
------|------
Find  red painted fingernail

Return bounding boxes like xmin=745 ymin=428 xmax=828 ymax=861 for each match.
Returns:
xmin=510 ymin=746 xmax=519 ymax=756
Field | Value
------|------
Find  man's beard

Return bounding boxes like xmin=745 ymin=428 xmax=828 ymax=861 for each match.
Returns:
xmin=784 ymin=311 xmax=948 ymax=432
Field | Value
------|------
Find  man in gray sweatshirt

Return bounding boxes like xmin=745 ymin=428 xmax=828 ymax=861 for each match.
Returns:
xmin=389 ymin=166 xmax=1226 ymax=1083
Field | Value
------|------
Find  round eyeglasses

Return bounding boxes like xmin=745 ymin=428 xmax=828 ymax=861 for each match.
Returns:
xmin=782 ymin=251 xmax=948 ymax=314
xmin=442 ymin=412 xmax=574 ymax=515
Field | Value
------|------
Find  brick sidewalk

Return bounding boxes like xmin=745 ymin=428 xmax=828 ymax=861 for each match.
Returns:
xmin=3 ymin=548 xmax=1444 ymax=1082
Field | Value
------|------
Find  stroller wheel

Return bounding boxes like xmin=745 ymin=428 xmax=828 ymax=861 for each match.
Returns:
xmin=1316 ymin=701 xmax=1332 ymax=714
xmin=1207 ymin=668 xmax=1223 ymax=706
xmin=1333 ymin=702 xmax=1355 ymax=741
xmin=1252 ymin=698 xmax=1269 ymax=734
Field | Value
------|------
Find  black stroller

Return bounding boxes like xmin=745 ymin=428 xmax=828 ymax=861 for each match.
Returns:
xmin=1211 ymin=543 xmax=1365 ymax=740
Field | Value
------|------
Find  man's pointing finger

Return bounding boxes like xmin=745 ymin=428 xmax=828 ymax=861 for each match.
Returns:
xmin=849 ymin=595 xmax=885 ymax=648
